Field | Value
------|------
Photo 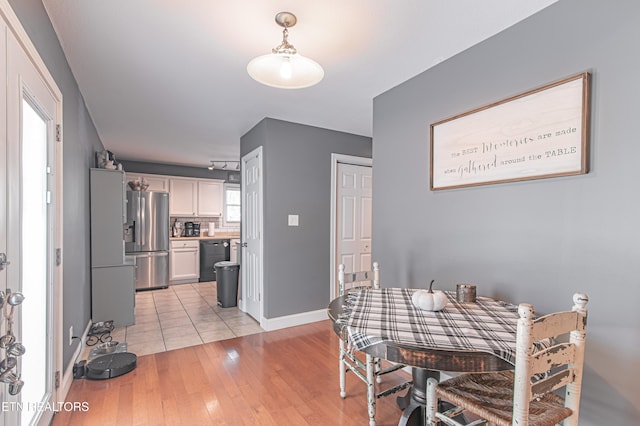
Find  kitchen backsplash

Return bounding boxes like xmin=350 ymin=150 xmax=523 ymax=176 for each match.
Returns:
xmin=170 ymin=216 xmax=240 ymax=235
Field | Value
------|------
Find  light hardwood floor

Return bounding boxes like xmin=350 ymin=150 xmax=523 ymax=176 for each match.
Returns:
xmin=54 ymin=320 xmax=412 ymax=425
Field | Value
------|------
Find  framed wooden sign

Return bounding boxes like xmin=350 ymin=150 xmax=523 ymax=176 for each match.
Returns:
xmin=430 ymin=72 xmax=590 ymax=190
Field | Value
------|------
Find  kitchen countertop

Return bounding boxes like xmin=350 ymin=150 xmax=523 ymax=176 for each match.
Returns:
xmin=170 ymin=233 xmax=240 ymax=241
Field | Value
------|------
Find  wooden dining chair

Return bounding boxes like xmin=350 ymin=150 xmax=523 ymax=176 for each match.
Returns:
xmin=338 ymin=262 xmax=412 ymax=426
xmin=426 ymin=292 xmax=589 ymax=426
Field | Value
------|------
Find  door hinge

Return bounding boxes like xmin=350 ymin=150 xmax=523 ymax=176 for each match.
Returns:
xmin=56 ymin=124 xmax=61 ymax=142
xmin=55 ymin=371 xmax=60 ymax=389
xmin=56 ymin=248 xmax=62 ymax=266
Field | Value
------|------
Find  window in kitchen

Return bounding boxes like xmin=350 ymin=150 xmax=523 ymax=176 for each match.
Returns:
xmin=224 ymin=183 xmax=241 ymax=224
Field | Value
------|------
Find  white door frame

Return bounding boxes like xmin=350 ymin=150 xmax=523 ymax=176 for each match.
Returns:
xmin=330 ymin=153 xmax=372 ymax=301
xmin=1 ymin=0 xmax=63 ymax=419
xmin=240 ymin=146 xmax=264 ymax=326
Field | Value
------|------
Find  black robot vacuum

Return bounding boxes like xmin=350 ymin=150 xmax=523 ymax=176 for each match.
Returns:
xmin=74 ymin=342 xmax=137 ymax=380
xmin=84 ymin=352 xmax=137 ymax=380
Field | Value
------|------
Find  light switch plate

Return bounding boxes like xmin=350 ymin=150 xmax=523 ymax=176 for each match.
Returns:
xmin=288 ymin=214 xmax=299 ymax=226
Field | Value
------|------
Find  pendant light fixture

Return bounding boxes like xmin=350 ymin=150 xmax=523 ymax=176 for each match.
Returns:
xmin=247 ymin=12 xmax=324 ymax=89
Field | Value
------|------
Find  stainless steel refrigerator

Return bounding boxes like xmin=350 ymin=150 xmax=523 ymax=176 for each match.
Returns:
xmin=125 ymin=191 xmax=170 ymax=290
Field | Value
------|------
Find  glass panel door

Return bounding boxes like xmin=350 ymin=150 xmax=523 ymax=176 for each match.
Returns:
xmin=20 ymin=97 xmax=52 ymax=426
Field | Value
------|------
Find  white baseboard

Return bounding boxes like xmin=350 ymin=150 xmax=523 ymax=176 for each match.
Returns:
xmin=261 ymin=309 xmax=328 ymax=331
xmin=59 ymin=320 xmax=91 ymax=402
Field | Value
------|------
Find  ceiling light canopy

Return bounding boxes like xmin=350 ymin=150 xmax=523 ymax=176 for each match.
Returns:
xmin=247 ymin=12 xmax=324 ymax=89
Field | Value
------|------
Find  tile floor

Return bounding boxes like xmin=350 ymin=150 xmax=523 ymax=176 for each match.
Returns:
xmin=86 ymin=281 xmax=263 ymax=358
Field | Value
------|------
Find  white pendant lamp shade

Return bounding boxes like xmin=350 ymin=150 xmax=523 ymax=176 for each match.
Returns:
xmin=247 ymin=53 xmax=324 ymax=89
xmin=247 ymin=12 xmax=324 ymax=89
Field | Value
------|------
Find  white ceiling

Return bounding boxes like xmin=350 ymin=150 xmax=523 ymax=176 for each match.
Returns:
xmin=42 ymin=0 xmax=557 ymax=168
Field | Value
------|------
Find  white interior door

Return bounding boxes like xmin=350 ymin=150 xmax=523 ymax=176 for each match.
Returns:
xmin=336 ymin=163 xmax=373 ymax=296
xmin=241 ymin=147 xmax=263 ymax=323
xmin=4 ymin=20 xmax=62 ymax=426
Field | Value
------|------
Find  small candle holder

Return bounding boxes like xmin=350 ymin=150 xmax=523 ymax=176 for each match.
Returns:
xmin=456 ymin=284 xmax=477 ymax=303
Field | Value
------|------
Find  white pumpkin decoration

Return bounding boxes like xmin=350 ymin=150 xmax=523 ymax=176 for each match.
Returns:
xmin=412 ymin=280 xmax=448 ymax=312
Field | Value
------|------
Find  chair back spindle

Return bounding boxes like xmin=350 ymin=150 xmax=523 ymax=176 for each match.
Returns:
xmin=338 ymin=262 xmax=380 ymax=296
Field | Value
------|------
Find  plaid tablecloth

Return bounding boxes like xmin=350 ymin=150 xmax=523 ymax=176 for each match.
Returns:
xmin=342 ymin=288 xmax=521 ymax=366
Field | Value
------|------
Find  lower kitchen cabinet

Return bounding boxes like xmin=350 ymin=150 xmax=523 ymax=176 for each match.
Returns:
xmin=91 ymin=264 xmax=135 ymax=327
xmin=170 ymin=240 xmax=200 ymax=282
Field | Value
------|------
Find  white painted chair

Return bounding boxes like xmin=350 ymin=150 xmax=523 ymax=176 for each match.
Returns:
xmin=426 ymin=293 xmax=589 ymax=426
xmin=338 ymin=262 xmax=411 ymax=426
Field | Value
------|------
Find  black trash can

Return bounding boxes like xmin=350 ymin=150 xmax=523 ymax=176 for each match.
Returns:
xmin=214 ymin=261 xmax=240 ymax=307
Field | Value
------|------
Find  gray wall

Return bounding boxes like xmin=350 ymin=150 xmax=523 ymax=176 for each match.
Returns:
xmin=241 ymin=118 xmax=372 ymax=318
xmin=372 ymin=0 xmax=639 ymax=424
xmin=119 ymin=159 xmax=238 ymax=182
xmin=8 ymin=1 xmax=104 ymax=367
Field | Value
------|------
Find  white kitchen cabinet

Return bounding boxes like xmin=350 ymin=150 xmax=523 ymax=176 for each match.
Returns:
xmin=197 ymin=180 xmax=224 ymax=216
xmin=169 ymin=178 xmax=197 ymax=215
xmin=125 ymin=173 xmax=169 ymax=191
xmin=127 ymin=173 xmax=224 ymax=217
xmin=170 ymin=240 xmax=200 ymax=282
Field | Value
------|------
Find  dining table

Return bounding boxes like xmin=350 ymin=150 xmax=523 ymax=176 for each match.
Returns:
xmin=327 ymin=287 xmax=522 ymax=426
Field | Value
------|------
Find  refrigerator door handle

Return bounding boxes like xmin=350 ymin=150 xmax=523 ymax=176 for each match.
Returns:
xmin=140 ymin=195 xmax=146 ymax=247
xmin=134 ymin=220 xmax=140 ymax=247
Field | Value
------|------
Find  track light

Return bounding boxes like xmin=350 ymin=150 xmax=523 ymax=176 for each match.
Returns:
xmin=206 ymin=160 xmax=240 ymax=171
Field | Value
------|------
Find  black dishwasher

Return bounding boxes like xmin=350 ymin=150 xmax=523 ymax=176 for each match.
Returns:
xmin=199 ymin=240 xmax=230 ymax=282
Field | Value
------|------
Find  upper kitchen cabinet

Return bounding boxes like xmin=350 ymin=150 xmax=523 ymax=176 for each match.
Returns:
xmin=197 ymin=180 xmax=223 ymax=216
xmin=170 ymin=178 xmax=198 ymax=215
xmin=125 ymin=173 xmax=169 ymax=192
xmin=169 ymin=177 xmax=224 ymax=217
